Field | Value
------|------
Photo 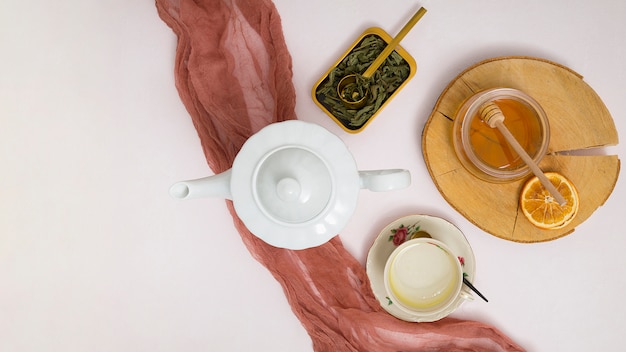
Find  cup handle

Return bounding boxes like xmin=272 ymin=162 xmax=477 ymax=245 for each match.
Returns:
xmin=358 ymin=169 xmax=411 ymax=192
xmin=460 ymin=288 xmax=475 ymax=301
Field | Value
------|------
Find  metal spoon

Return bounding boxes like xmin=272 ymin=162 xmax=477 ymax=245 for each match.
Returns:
xmin=462 ymin=277 xmax=489 ymax=302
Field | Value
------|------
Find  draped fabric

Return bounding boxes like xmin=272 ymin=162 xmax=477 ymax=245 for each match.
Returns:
xmin=156 ymin=0 xmax=525 ymax=350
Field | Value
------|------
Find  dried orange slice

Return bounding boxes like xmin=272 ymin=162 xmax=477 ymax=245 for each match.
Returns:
xmin=520 ymin=172 xmax=579 ymax=229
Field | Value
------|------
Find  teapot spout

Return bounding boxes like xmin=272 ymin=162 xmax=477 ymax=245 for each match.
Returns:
xmin=169 ymin=169 xmax=233 ymax=200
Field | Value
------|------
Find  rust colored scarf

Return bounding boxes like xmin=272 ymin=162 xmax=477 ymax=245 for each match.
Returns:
xmin=156 ymin=0 xmax=525 ymax=350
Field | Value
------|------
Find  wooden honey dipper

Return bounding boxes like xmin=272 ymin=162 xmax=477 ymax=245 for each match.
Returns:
xmin=479 ymin=101 xmax=567 ymax=206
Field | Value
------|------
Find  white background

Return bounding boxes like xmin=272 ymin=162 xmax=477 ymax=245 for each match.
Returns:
xmin=1 ymin=0 xmax=625 ymax=351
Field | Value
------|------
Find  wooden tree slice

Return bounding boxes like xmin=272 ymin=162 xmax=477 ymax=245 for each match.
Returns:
xmin=422 ymin=56 xmax=620 ymax=242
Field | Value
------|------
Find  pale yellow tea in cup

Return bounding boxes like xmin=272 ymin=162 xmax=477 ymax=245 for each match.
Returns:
xmin=384 ymin=238 xmax=462 ymax=315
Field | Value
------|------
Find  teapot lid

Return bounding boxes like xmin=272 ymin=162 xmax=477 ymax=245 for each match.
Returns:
xmin=230 ymin=120 xmax=360 ymax=250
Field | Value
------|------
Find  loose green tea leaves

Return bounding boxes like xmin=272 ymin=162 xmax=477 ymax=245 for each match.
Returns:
xmin=315 ymin=35 xmax=411 ymax=130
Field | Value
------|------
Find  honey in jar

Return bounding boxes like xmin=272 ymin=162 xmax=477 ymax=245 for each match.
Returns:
xmin=453 ymin=88 xmax=550 ymax=182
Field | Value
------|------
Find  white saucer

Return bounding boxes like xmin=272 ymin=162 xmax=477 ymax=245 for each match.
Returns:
xmin=365 ymin=214 xmax=476 ymax=322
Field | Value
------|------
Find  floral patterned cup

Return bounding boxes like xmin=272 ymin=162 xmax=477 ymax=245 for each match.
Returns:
xmin=383 ymin=238 xmax=463 ymax=317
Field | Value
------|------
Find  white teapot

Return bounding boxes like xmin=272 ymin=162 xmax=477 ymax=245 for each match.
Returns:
xmin=170 ymin=120 xmax=410 ymax=250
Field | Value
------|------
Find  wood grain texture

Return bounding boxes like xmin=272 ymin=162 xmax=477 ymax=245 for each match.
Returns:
xmin=422 ymin=56 xmax=620 ymax=242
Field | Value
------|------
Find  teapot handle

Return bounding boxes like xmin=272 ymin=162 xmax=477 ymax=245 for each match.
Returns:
xmin=358 ymin=169 xmax=411 ymax=192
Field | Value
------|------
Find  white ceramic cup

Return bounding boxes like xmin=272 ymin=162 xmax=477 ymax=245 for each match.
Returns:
xmin=383 ymin=238 xmax=464 ymax=318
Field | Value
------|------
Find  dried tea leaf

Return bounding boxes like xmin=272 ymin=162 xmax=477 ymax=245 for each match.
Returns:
xmin=315 ymin=34 xmax=411 ymax=130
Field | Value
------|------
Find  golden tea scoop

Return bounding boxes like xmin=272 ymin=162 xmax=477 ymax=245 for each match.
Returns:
xmin=337 ymin=7 xmax=427 ymax=109
xmin=479 ymin=101 xmax=567 ymax=205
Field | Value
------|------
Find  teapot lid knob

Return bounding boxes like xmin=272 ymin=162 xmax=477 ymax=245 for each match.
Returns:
xmin=276 ymin=177 xmax=301 ymax=202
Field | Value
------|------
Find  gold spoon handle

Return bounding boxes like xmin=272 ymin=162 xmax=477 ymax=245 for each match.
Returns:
xmin=362 ymin=7 xmax=427 ymax=78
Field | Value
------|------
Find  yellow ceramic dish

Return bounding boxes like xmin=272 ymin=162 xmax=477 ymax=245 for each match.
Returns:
xmin=311 ymin=27 xmax=417 ymax=134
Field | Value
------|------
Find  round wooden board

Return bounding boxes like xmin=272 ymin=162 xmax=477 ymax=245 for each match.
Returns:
xmin=422 ymin=56 xmax=620 ymax=243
